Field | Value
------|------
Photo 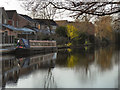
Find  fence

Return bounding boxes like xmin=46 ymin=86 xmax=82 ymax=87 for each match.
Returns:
xmin=29 ymin=40 xmax=56 ymax=47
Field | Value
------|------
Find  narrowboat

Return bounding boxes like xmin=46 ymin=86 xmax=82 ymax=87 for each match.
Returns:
xmin=15 ymin=38 xmax=57 ymax=54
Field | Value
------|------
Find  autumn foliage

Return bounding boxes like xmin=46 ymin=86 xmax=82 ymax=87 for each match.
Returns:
xmin=95 ymin=16 xmax=114 ymax=42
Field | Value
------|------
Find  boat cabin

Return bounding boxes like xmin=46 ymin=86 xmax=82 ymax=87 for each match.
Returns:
xmin=16 ymin=38 xmax=56 ymax=49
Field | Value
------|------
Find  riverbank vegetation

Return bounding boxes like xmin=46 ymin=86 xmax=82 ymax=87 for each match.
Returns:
xmin=55 ymin=16 xmax=119 ymax=47
xmin=20 ymin=1 xmax=120 ymax=47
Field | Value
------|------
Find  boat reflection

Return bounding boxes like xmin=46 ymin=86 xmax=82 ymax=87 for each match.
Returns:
xmin=2 ymin=52 xmax=57 ymax=88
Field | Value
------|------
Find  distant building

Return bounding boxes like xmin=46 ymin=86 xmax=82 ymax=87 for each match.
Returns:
xmin=0 ymin=8 xmax=16 ymax=44
xmin=18 ymin=14 xmax=40 ymax=34
xmin=1 ymin=7 xmax=58 ymax=41
xmin=33 ymin=19 xmax=58 ymax=34
xmin=6 ymin=10 xmax=19 ymax=27
xmin=17 ymin=14 xmax=31 ymax=28
xmin=55 ymin=20 xmax=68 ymax=27
xmin=0 ymin=7 xmax=8 ymax=33
xmin=0 ymin=7 xmax=9 ymax=44
xmin=1 ymin=10 xmax=35 ymax=40
xmin=18 ymin=14 xmax=35 ymax=28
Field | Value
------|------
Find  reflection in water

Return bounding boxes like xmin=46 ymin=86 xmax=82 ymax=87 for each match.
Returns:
xmin=2 ymin=53 xmax=57 ymax=88
xmin=95 ymin=47 xmax=113 ymax=71
xmin=2 ymin=46 xmax=119 ymax=88
xmin=44 ymin=66 xmax=57 ymax=88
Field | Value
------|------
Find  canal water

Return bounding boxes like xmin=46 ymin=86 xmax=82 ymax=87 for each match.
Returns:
xmin=1 ymin=46 xmax=119 ymax=88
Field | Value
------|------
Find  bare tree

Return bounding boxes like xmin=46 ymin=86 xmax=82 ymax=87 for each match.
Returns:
xmin=20 ymin=0 xmax=120 ymax=22
xmin=49 ymin=1 xmax=120 ymax=18
xmin=20 ymin=0 xmax=56 ymax=18
xmin=20 ymin=0 xmax=57 ymax=35
xmin=20 ymin=0 xmax=120 ymax=19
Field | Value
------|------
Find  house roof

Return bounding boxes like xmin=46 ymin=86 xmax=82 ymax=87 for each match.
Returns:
xmin=55 ymin=20 xmax=69 ymax=26
xmin=33 ymin=19 xmax=57 ymax=26
xmin=6 ymin=10 xmax=17 ymax=19
xmin=39 ymin=29 xmax=55 ymax=34
xmin=0 ymin=7 xmax=8 ymax=20
xmin=3 ymin=24 xmax=19 ymax=31
xmin=0 ymin=7 xmax=4 ymax=9
xmin=19 ymin=14 xmax=33 ymax=21
xmin=18 ymin=28 xmax=35 ymax=32
xmin=32 ymin=27 xmax=39 ymax=32
xmin=2 ymin=24 xmax=35 ymax=33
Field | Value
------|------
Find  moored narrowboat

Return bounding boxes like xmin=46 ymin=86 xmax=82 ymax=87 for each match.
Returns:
xmin=15 ymin=38 xmax=57 ymax=54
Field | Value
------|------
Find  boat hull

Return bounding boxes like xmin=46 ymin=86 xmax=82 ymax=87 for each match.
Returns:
xmin=15 ymin=47 xmax=57 ymax=55
xmin=15 ymin=48 xmax=30 ymax=54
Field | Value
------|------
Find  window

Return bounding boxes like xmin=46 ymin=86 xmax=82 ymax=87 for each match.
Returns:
xmin=41 ymin=25 xmax=44 ymax=30
xmin=52 ymin=26 xmax=56 ymax=30
xmin=5 ymin=31 xmax=8 ymax=36
xmin=16 ymin=21 xmax=18 ymax=27
xmin=12 ymin=21 xmax=14 ymax=26
xmin=2 ymin=32 xmax=5 ymax=36
xmin=38 ymin=24 xmax=40 ymax=29
xmin=4 ymin=19 xmax=7 ymax=24
xmin=47 ymin=26 xmax=49 ymax=29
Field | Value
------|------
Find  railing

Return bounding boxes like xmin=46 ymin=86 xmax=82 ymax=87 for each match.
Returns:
xmin=29 ymin=40 xmax=56 ymax=47
xmin=2 ymin=36 xmax=15 ymax=44
xmin=0 ymin=36 xmax=15 ymax=47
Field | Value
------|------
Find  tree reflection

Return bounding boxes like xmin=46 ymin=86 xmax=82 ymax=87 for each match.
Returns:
xmin=57 ymin=46 xmax=116 ymax=72
xmin=95 ymin=47 xmax=114 ymax=71
xmin=43 ymin=60 xmax=57 ymax=88
xmin=56 ymin=46 xmax=117 ymax=81
xmin=67 ymin=47 xmax=94 ymax=69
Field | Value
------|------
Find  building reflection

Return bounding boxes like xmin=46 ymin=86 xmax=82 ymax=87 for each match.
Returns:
xmin=2 ymin=52 xmax=57 ymax=88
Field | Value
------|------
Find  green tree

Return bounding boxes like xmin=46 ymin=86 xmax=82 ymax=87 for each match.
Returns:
xmin=55 ymin=26 xmax=67 ymax=37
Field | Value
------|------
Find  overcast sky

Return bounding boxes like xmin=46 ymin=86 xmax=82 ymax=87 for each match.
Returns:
xmin=0 ymin=0 xmax=27 ymax=14
xmin=0 ymin=0 xmax=74 ymax=21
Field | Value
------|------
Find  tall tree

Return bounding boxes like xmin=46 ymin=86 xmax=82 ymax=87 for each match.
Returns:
xmin=95 ymin=16 xmax=113 ymax=41
xmin=67 ymin=25 xmax=78 ymax=41
xmin=113 ymin=17 xmax=120 ymax=44
xmin=55 ymin=26 xmax=67 ymax=37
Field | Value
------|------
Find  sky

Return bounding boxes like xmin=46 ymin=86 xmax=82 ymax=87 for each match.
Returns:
xmin=0 ymin=0 xmax=74 ymax=21
xmin=0 ymin=0 xmax=27 ymax=14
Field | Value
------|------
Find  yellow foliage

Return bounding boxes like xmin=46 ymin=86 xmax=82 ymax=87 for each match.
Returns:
xmin=85 ymin=46 xmax=88 ymax=51
xmin=67 ymin=54 xmax=80 ymax=67
xmin=67 ymin=42 xmax=72 ymax=46
xmin=67 ymin=25 xmax=78 ymax=40
xmin=67 ymin=48 xmax=72 ymax=52
xmin=67 ymin=55 xmax=78 ymax=67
